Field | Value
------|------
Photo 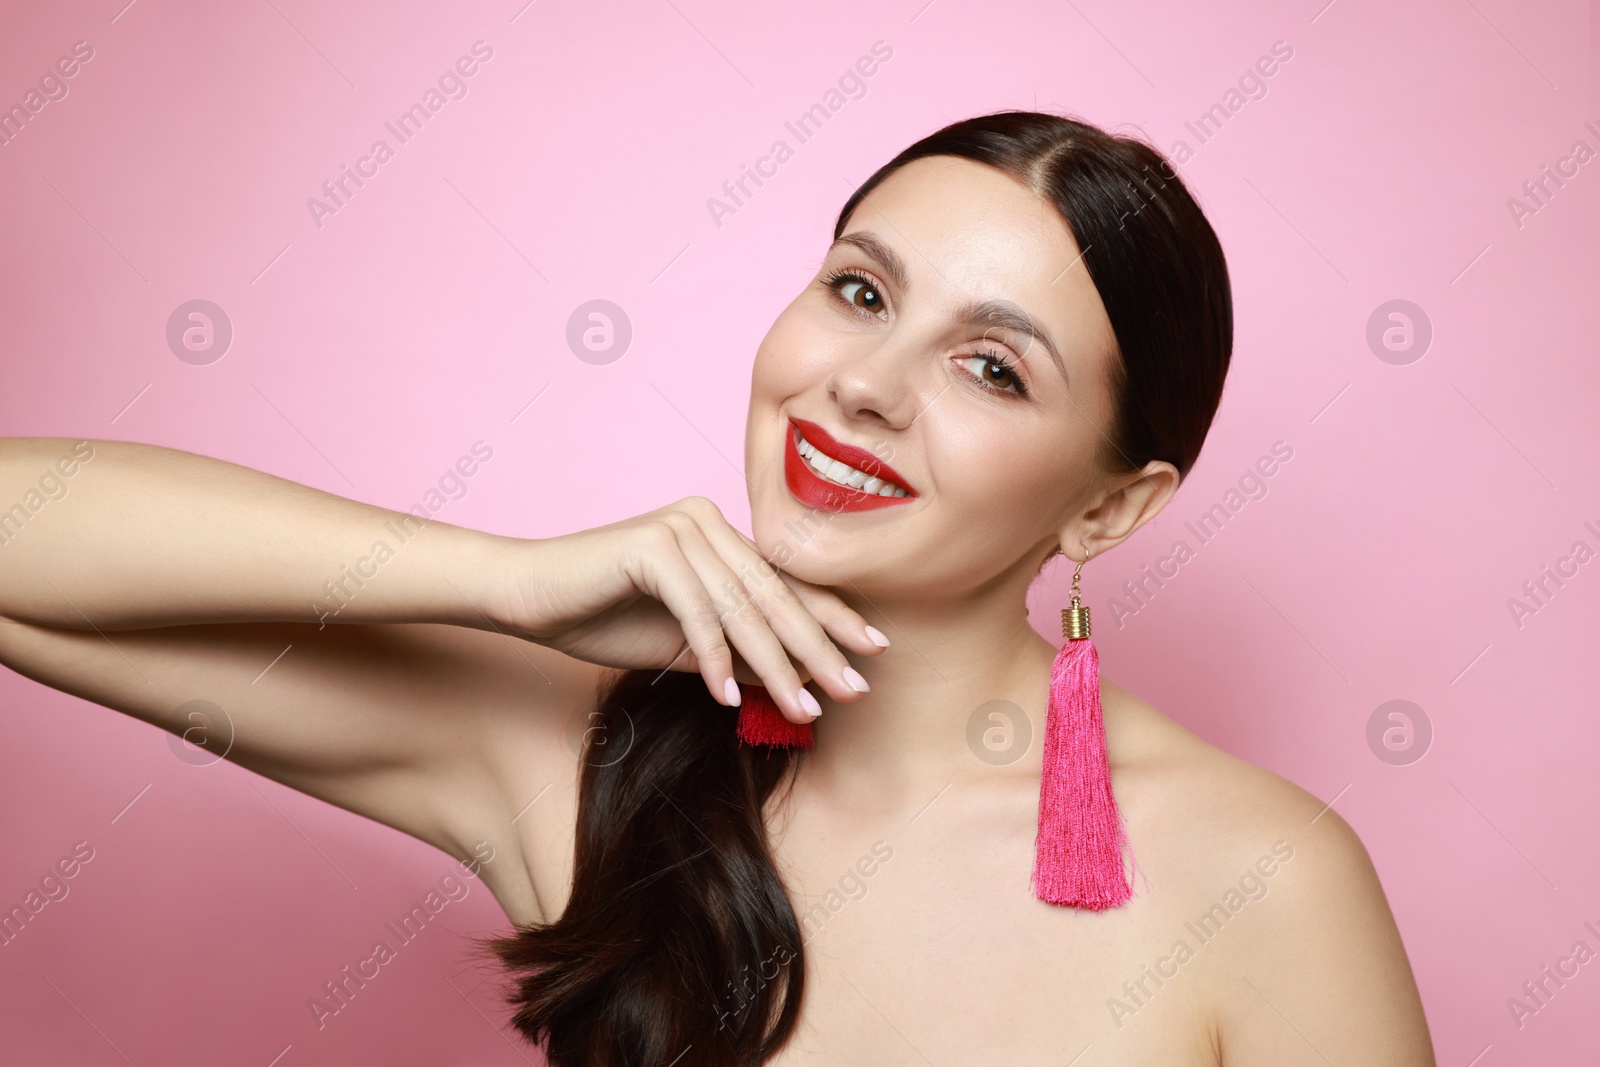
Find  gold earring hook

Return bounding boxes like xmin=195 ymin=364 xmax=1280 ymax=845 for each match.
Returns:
xmin=1063 ymin=546 xmax=1092 ymax=640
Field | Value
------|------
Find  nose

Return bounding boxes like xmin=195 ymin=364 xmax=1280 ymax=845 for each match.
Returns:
xmin=823 ymin=338 xmax=925 ymax=430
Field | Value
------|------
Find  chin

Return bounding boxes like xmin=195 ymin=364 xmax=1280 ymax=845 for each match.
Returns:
xmin=748 ymin=494 xmax=845 ymax=583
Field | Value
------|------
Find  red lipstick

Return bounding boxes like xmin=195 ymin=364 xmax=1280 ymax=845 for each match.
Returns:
xmin=783 ymin=417 xmax=917 ymax=513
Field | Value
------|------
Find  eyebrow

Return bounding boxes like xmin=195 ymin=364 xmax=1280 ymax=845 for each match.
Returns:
xmin=832 ymin=231 xmax=909 ymax=291
xmin=827 ymin=231 xmax=1067 ymax=382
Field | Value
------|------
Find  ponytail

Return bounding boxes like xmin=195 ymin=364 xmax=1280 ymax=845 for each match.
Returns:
xmin=476 ymin=668 xmax=807 ymax=1065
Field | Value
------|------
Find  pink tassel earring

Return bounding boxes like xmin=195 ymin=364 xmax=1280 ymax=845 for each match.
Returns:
xmin=735 ymin=683 xmax=815 ymax=749
xmin=1031 ymin=552 xmax=1135 ymax=910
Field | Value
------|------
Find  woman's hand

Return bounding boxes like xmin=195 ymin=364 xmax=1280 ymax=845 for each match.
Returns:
xmin=484 ymin=496 xmax=887 ymax=724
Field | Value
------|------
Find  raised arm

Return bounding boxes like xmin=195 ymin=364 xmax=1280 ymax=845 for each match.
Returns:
xmin=0 ymin=436 xmax=607 ymax=919
xmin=0 ymin=437 xmax=886 ymax=919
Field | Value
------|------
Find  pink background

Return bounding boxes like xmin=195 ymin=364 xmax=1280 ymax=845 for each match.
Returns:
xmin=2 ymin=0 xmax=1598 ymax=1061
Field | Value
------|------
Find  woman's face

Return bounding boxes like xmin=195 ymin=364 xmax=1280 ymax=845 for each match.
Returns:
xmin=745 ymin=154 xmax=1124 ymax=601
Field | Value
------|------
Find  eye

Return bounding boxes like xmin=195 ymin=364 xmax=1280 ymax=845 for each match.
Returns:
xmin=822 ymin=269 xmax=888 ymax=318
xmin=957 ymin=350 xmax=1029 ymax=397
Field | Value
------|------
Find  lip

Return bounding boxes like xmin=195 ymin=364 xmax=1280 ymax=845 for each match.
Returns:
xmin=783 ymin=417 xmax=917 ymax=513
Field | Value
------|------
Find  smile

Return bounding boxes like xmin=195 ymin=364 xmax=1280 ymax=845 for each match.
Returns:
xmin=783 ymin=417 xmax=917 ymax=513
xmin=797 ymin=434 xmax=909 ymax=496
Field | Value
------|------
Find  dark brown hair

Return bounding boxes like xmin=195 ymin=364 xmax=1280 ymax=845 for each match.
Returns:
xmin=475 ymin=109 xmax=1233 ymax=1065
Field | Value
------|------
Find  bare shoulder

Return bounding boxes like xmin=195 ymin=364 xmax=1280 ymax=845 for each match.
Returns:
xmin=1101 ymin=677 xmax=1344 ymax=856
xmin=1101 ymin=678 xmax=1437 ymax=1064
xmin=1101 ymin=675 xmax=1394 ymax=919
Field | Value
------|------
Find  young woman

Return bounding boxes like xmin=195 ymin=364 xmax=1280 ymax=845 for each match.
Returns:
xmin=0 ymin=112 xmax=1435 ymax=1065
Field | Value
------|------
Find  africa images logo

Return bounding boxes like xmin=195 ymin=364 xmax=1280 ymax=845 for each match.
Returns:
xmin=305 ymin=41 xmax=495 ymax=229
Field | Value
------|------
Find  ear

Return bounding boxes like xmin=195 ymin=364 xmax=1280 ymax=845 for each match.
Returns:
xmin=1057 ymin=460 xmax=1181 ymax=562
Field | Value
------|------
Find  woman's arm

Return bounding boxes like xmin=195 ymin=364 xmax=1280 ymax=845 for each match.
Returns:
xmin=0 ymin=437 xmax=503 ymax=632
xmin=0 ymin=437 xmax=882 ymax=907
xmin=0 ymin=437 xmax=880 ymax=719
xmin=0 ymin=436 xmax=604 ymax=908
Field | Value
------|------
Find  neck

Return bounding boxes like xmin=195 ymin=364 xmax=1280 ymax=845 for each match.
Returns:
xmin=801 ymin=578 xmax=1062 ymax=809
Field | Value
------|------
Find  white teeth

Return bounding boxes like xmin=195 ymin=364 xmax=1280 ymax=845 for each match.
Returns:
xmin=796 ymin=434 xmax=909 ymax=497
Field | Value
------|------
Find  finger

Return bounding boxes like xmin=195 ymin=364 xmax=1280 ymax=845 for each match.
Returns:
xmin=715 ymin=519 xmax=890 ymax=656
xmin=624 ymin=522 xmax=740 ymax=708
xmin=685 ymin=647 xmax=813 ymax=689
xmin=657 ymin=514 xmax=824 ymax=723
xmin=666 ymin=507 xmax=867 ymax=706
xmin=775 ymin=573 xmax=892 ymax=656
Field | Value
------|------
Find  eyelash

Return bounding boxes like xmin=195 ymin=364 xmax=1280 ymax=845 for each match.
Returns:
xmin=819 ymin=268 xmax=1031 ymax=398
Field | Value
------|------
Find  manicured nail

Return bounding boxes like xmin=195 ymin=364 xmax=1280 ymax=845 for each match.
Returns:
xmin=864 ymin=625 xmax=891 ymax=648
xmin=843 ymin=667 xmax=870 ymax=693
xmin=797 ymin=687 xmax=822 ymax=718
xmin=724 ymin=677 xmax=742 ymax=707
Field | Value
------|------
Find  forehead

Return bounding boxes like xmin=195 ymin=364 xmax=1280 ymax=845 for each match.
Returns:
xmin=838 ymin=155 xmax=1115 ymax=374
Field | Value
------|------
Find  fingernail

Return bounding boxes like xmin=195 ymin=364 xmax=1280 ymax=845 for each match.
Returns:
xmin=842 ymin=667 xmax=870 ymax=693
xmin=724 ymin=677 xmax=742 ymax=707
xmin=864 ymin=625 xmax=891 ymax=648
xmin=797 ymin=687 xmax=822 ymax=718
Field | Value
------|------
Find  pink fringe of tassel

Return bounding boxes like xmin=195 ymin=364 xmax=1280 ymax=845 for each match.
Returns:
xmin=1031 ymin=636 xmax=1135 ymax=910
xmin=735 ymin=684 xmax=815 ymax=749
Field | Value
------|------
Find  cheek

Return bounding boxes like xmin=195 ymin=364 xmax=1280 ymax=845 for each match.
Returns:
xmin=746 ymin=308 xmax=823 ymax=548
xmin=946 ymin=443 xmax=1065 ymax=537
xmin=747 ymin=308 xmax=809 ymax=466
xmin=923 ymin=428 xmax=1094 ymax=575
xmin=750 ymin=303 xmax=837 ymax=402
